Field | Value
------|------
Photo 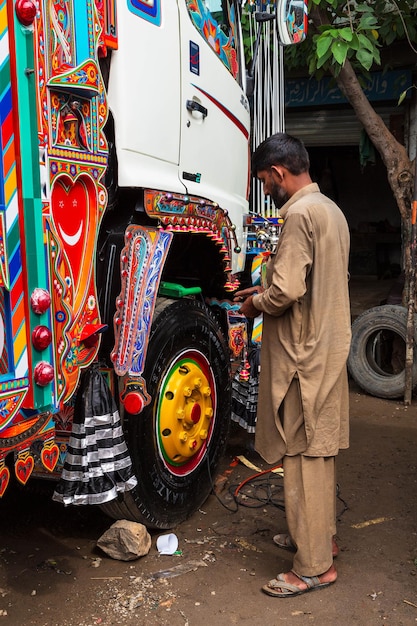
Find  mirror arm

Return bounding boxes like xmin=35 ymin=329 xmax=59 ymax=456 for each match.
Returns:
xmin=246 ymin=12 xmax=276 ymax=97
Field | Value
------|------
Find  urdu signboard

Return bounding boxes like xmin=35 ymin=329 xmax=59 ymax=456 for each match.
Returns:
xmin=285 ymin=69 xmax=413 ymax=108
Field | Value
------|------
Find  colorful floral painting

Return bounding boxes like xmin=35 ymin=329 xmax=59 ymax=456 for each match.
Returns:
xmin=186 ymin=0 xmax=240 ymax=81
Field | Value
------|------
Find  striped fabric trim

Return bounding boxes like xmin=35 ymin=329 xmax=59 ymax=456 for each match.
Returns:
xmin=52 ymin=366 xmax=137 ymax=506
xmin=52 ymin=409 xmax=137 ymax=505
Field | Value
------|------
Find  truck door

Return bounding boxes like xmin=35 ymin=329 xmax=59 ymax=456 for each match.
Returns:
xmin=178 ymin=1 xmax=250 ymax=261
xmin=107 ymin=0 xmax=185 ymax=194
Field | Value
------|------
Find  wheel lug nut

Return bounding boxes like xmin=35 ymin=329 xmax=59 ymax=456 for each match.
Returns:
xmin=204 ymin=408 xmax=213 ymax=418
xmin=183 ymin=386 xmax=192 ymax=397
xmin=179 ymin=431 xmax=188 ymax=442
xmin=202 ymin=386 xmax=211 ymax=397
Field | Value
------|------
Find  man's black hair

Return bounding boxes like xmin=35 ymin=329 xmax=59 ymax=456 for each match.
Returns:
xmin=251 ymin=132 xmax=310 ymax=177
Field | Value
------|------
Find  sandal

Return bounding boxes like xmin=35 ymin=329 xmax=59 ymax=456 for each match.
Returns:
xmin=273 ymin=533 xmax=339 ymax=558
xmin=262 ymin=571 xmax=336 ymax=598
xmin=273 ymin=533 xmax=297 ymax=551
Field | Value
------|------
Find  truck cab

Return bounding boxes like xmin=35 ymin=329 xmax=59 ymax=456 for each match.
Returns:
xmin=105 ymin=0 xmax=250 ymax=275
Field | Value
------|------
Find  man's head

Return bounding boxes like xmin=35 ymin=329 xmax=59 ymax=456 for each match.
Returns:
xmin=252 ymin=133 xmax=311 ymax=208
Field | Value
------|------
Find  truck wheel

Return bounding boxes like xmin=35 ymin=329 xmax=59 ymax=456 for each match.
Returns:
xmin=348 ymin=305 xmax=417 ymax=399
xmin=102 ymin=298 xmax=231 ymax=529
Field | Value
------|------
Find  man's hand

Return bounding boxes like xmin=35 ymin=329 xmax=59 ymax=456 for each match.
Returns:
xmin=233 ymin=286 xmax=263 ymax=319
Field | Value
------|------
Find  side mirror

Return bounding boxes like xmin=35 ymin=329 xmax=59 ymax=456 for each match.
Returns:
xmin=276 ymin=0 xmax=308 ymax=46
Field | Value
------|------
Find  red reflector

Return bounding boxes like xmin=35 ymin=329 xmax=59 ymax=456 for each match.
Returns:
xmin=123 ymin=392 xmax=145 ymax=415
xmin=34 ymin=361 xmax=54 ymax=386
xmin=32 ymin=325 xmax=52 ymax=351
xmin=15 ymin=0 xmax=37 ymax=26
xmin=30 ymin=288 xmax=51 ymax=315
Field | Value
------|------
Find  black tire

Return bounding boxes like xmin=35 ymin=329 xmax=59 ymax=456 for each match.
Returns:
xmin=348 ymin=305 xmax=417 ymax=399
xmin=101 ymin=298 xmax=231 ymax=529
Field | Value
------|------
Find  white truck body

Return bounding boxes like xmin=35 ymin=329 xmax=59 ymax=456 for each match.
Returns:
xmin=107 ymin=0 xmax=250 ymax=272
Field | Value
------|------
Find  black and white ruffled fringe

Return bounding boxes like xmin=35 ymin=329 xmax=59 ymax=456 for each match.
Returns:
xmin=53 ymin=365 xmax=137 ymax=506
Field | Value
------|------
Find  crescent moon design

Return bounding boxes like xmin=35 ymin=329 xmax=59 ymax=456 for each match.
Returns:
xmin=58 ymin=221 xmax=84 ymax=246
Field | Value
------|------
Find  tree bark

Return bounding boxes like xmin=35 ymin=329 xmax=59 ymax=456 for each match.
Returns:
xmin=308 ymin=6 xmax=414 ymax=219
xmin=333 ymin=59 xmax=413 ymax=222
xmin=308 ymin=7 xmax=416 ymax=401
xmin=333 ymin=61 xmax=416 ymax=402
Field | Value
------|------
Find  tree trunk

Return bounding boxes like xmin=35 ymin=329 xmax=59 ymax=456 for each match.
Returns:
xmin=334 ymin=59 xmax=413 ymax=222
xmin=308 ymin=7 xmax=416 ymax=400
xmin=333 ymin=60 xmax=416 ymax=402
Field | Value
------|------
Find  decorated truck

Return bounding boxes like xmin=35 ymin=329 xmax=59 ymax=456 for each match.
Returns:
xmin=0 ymin=0 xmax=305 ymax=528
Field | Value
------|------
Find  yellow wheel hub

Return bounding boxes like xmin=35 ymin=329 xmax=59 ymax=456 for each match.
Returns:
xmin=158 ymin=358 xmax=213 ymax=465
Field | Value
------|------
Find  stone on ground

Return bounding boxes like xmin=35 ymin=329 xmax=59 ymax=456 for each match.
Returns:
xmin=97 ymin=520 xmax=151 ymax=561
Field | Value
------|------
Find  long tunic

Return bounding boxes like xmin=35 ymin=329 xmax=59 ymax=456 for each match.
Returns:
xmin=252 ymin=183 xmax=351 ymax=464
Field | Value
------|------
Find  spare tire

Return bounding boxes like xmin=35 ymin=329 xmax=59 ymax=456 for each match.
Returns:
xmin=348 ymin=305 xmax=417 ymax=399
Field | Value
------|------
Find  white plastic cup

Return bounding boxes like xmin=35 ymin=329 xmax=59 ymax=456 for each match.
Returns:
xmin=156 ymin=533 xmax=179 ymax=555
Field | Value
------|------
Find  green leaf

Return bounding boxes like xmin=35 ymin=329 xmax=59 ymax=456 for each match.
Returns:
xmin=355 ymin=3 xmax=374 ymax=12
xmin=339 ymin=27 xmax=354 ymax=42
xmin=356 ymin=47 xmax=374 ymax=70
xmin=349 ymin=34 xmax=360 ymax=51
xmin=358 ymin=33 xmax=376 ymax=52
xmin=316 ymin=47 xmax=333 ymax=69
xmin=316 ymin=34 xmax=333 ymax=58
xmin=331 ymin=39 xmax=349 ymax=65
xmin=358 ymin=14 xmax=379 ymax=30
xmin=308 ymin=56 xmax=317 ymax=74
xmin=398 ymin=90 xmax=407 ymax=105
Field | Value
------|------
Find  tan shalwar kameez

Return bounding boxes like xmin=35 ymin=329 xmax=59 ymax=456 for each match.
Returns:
xmin=252 ymin=183 xmax=351 ymax=577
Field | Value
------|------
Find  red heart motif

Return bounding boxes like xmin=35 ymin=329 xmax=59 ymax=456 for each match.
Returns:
xmin=50 ymin=175 xmax=98 ymax=309
xmin=0 ymin=465 xmax=10 ymax=497
xmin=41 ymin=444 xmax=59 ymax=472
xmin=15 ymin=455 xmax=34 ymax=485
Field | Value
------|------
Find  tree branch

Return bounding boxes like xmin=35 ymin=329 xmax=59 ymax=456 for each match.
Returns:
xmin=334 ymin=59 xmax=413 ymax=220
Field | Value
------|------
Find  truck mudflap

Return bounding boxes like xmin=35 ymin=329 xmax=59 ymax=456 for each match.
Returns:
xmin=111 ymin=225 xmax=173 ymax=414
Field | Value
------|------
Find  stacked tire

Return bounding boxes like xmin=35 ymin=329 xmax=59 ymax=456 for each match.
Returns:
xmin=348 ymin=305 xmax=417 ymax=399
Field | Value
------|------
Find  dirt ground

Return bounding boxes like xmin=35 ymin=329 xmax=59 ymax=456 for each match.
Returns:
xmin=0 ymin=381 xmax=416 ymax=626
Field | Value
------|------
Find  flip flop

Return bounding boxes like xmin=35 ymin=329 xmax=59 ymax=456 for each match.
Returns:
xmin=273 ymin=533 xmax=297 ymax=551
xmin=262 ymin=571 xmax=335 ymax=598
xmin=273 ymin=533 xmax=339 ymax=558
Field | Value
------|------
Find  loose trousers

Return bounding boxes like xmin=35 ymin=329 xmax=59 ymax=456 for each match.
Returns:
xmin=280 ymin=377 xmax=337 ymax=577
xmin=283 ymin=454 xmax=336 ymax=577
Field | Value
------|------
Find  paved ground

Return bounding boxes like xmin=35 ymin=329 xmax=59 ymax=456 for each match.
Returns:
xmin=0 ymin=382 xmax=416 ymax=626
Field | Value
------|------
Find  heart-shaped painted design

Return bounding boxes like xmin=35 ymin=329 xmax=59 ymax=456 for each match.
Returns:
xmin=50 ymin=175 xmax=98 ymax=310
xmin=41 ymin=443 xmax=59 ymax=472
xmin=0 ymin=465 xmax=10 ymax=497
xmin=15 ymin=455 xmax=34 ymax=485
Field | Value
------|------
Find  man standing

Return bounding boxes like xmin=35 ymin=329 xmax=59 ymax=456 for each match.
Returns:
xmin=235 ymin=133 xmax=351 ymax=597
